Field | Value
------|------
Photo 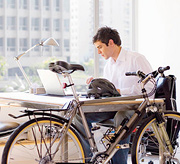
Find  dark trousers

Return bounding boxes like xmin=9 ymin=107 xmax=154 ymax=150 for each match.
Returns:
xmin=74 ymin=111 xmax=133 ymax=164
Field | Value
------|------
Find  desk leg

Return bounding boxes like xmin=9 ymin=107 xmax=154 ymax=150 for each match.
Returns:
xmin=61 ymin=134 xmax=68 ymax=162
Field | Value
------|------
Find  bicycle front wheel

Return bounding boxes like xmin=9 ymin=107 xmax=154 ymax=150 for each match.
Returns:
xmin=131 ymin=111 xmax=180 ymax=164
xmin=2 ymin=117 xmax=86 ymax=164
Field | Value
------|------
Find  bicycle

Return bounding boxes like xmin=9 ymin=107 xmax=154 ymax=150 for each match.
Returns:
xmin=2 ymin=60 xmax=180 ymax=164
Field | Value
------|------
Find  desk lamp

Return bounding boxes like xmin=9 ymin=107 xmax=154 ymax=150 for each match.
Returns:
xmin=14 ymin=37 xmax=59 ymax=90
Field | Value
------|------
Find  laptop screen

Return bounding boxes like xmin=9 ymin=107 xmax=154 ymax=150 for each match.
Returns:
xmin=37 ymin=69 xmax=66 ymax=96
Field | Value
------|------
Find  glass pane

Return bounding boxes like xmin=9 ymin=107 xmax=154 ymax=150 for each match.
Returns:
xmin=0 ymin=0 xmax=133 ymax=94
xmin=98 ymin=0 xmax=133 ymax=77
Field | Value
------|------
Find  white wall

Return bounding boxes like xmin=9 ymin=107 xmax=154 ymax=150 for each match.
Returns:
xmin=138 ymin=0 xmax=180 ymax=110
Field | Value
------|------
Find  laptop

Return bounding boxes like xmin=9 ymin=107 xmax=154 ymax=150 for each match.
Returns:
xmin=37 ymin=69 xmax=67 ymax=96
xmin=37 ymin=69 xmax=87 ymax=97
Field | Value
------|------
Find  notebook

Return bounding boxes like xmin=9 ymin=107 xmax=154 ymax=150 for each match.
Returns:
xmin=37 ymin=69 xmax=66 ymax=96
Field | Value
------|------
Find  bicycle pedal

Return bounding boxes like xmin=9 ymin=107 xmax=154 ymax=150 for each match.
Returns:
xmin=116 ymin=143 xmax=129 ymax=149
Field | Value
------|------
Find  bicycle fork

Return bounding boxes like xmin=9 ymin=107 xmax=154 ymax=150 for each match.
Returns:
xmin=151 ymin=113 xmax=174 ymax=164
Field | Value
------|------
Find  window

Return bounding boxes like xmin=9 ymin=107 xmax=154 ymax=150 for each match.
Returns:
xmin=54 ymin=0 xmax=60 ymax=11
xmin=19 ymin=17 xmax=28 ymax=30
xmin=31 ymin=18 xmax=39 ymax=31
xmin=31 ymin=38 xmax=40 ymax=54
xmin=31 ymin=38 xmax=40 ymax=52
xmin=64 ymin=39 xmax=70 ymax=52
xmin=64 ymin=19 xmax=69 ymax=32
xmin=0 ymin=0 xmax=133 ymax=93
xmin=43 ymin=18 xmax=50 ymax=31
xmin=19 ymin=0 xmax=27 ymax=9
xmin=54 ymin=39 xmax=60 ymax=52
xmin=32 ymin=0 xmax=39 ymax=10
xmin=0 ymin=0 xmax=3 ymax=8
xmin=43 ymin=46 xmax=50 ymax=52
xmin=64 ymin=0 xmax=70 ymax=12
xmin=7 ymin=17 xmax=16 ymax=30
xmin=19 ymin=38 xmax=28 ymax=52
xmin=97 ymin=0 xmax=133 ymax=76
xmin=7 ymin=0 xmax=15 ymax=8
xmin=7 ymin=38 xmax=16 ymax=51
xmin=43 ymin=0 xmax=49 ymax=10
xmin=53 ymin=19 xmax=60 ymax=31
xmin=0 ymin=38 xmax=3 ymax=52
xmin=0 ymin=16 xmax=3 ymax=30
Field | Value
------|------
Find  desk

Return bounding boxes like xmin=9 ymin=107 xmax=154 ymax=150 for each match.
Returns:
xmin=0 ymin=92 xmax=165 ymax=113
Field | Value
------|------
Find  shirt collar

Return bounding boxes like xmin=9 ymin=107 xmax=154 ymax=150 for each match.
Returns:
xmin=110 ymin=47 xmax=126 ymax=63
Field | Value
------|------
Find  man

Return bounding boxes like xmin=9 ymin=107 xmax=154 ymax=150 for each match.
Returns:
xmin=76 ymin=26 xmax=153 ymax=164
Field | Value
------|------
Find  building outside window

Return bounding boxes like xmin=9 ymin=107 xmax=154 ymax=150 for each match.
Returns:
xmin=0 ymin=38 xmax=3 ymax=52
xmin=19 ymin=17 xmax=28 ymax=30
xmin=7 ymin=0 xmax=15 ymax=8
xmin=54 ymin=0 xmax=60 ymax=11
xmin=54 ymin=39 xmax=60 ymax=52
xmin=64 ymin=39 xmax=70 ymax=52
xmin=31 ymin=38 xmax=40 ymax=52
xmin=43 ymin=18 xmax=50 ymax=31
xmin=0 ymin=0 xmax=3 ymax=8
xmin=53 ymin=19 xmax=60 ymax=31
xmin=0 ymin=16 xmax=3 ymax=30
xmin=31 ymin=18 xmax=39 ymax=31
xmin=32 ymin=0 xmax=39 ymax=10
xmin=64 ymin=0 xmax=70 ymax=13
xmin=19 ymin=38 xmax=27 ymax=52
xmin=7 ymin=17 xmax=16 ymax=30
xmin=64 ymin=19 xmax=69 ymax=32
xmin=19 ymin=0 xmax=27 ymax=9
xmin=43 ymin=0 xmax=49 ymax=10
xmin=7 ymin=38 xmax=16 ymax=51
xmin=0 ymin=0 xmax=133 ymax=93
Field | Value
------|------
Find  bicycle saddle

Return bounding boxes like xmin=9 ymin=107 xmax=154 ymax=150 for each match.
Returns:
xmin=49 ymin=61 xmax=85 ymax=74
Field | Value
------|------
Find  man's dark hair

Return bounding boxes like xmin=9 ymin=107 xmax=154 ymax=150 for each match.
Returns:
xmin=93 ymin=26 xmax=121 ymax=46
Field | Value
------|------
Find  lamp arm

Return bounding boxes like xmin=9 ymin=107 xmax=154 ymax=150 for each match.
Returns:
xmin=15 ymin=59 xmax=32 ymax=87
xmin=14 ymin=44 xmax=40 ymax=87
xmin=15 ymin=43 xmax=40 ymax=60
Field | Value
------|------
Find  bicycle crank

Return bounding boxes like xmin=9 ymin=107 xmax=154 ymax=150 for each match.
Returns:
xmin=92 ymin=154 xmax=112 ymax=164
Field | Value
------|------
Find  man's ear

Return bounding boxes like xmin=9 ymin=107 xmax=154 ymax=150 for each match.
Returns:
xmin=108 ymin=39 xmax=114 ymax=46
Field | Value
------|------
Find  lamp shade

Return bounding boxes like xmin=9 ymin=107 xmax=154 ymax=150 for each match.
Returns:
xmin=40 ymin=37 xmax=59 ymax=46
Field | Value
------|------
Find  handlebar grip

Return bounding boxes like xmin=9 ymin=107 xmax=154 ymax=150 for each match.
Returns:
xmin=158 ymin=66 xmax=170 ymax=73
xmin=125 ymin=72 xmax=137 ymax=76
xmin=125 ymin=71 xmax=146 ymax=79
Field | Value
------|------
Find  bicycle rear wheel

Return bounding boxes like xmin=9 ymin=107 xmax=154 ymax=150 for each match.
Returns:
xmin=131 ymin=111 xmax=180 ymax=164
xmin=2 ymin=117 xmax=86 ymax=164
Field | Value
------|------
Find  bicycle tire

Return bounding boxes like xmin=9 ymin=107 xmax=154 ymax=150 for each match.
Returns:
xmin=131 ymin=111 xmax=180 ymax=164
xmin=2 ymin=117 xmax=86 ymax=164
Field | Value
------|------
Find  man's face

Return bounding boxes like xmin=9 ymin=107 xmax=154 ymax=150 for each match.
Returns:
xmin=94 ymin=40 xmax=113 ymax=60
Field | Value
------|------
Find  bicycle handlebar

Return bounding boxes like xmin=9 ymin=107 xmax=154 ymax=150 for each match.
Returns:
xmin=158 ymin=66 xmax=170 ymax=73
xmin=125 ymin=66 xmax=170 ymax=78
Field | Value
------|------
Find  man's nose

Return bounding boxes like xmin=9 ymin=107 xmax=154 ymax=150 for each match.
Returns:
xmin=98 ymin=49 xmax=101 ymax=54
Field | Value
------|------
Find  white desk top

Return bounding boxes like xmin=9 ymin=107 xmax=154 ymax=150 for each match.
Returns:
xmin=0 ymin=92 xmax=165 ymax=113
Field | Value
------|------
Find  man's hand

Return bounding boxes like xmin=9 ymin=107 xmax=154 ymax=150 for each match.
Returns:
xmin=86 ymin=76 xmax=93 ymax=84
xmin=117 ymin=89 xmax=120 ymax=94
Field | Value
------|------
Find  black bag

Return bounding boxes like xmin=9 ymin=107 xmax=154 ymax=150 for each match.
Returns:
xmin=155 ymin=75 xmax=177 ymax=111
xmin=155 ymin=75 xmax=179 ymax=150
